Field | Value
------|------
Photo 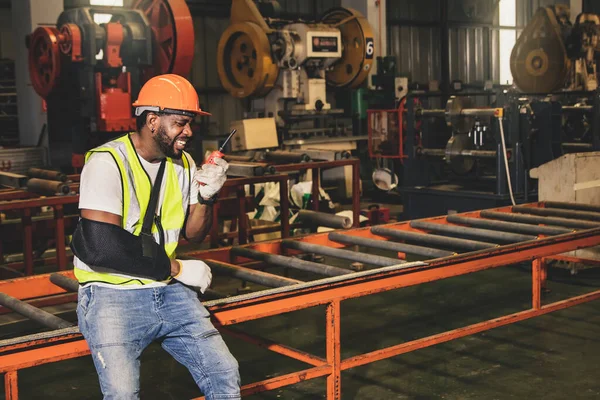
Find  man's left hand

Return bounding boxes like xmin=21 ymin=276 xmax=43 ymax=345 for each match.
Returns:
xmin=195 ymin=157 xmax=228 ymax=200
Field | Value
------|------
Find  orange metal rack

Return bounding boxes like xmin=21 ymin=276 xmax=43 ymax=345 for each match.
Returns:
xmin=0 ymin=201 xmax=599 ymax=398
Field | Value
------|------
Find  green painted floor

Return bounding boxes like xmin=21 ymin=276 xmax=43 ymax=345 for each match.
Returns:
xmin=3 ymin=263 xmax=599 ymax=399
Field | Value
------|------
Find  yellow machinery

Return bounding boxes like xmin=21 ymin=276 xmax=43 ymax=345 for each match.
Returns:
xmin=511 ymin=5 xmax=600 ymax=92
xmin=217 ymin=0 xmax=374 ymax=125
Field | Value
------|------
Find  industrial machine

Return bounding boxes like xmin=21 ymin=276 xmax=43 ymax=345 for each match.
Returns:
xmin=217 ymin=0 xmax=374 ymax=141
xmin=27 ymin=0 xmax=194 ymax=169
xmin=511 ymin=5 xmax=600 ymax=92
xmin=397 ymin=92 xmax=526 ymax=218
xmin=509 ymin=5 xmax=600 ymax=158
xmin=392 ymin=4 xmax=600 ymax=219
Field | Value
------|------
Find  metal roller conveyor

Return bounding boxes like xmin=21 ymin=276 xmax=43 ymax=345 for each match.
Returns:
xmin=512 ymin=206 xmax=600 ymax=222
xmin=281 ymin=240 xmax=404 ymax=267
xmin=328 ymin=232 xmax=455 ymax=259
xmin=230 ymin=247 xmax=351 ymax=276
xmin=446 ymin=215 xmax=572 ymax=236
xmin=480 ymin=211 xmax=600 ymax=229
xmin=3 ymin=201 xmax=600 ymax=398
xmin=205 ymin=260 xmax=303 ymax=287
xmin=410 ymin=220 xmax=537 ymax=243
xmin=371 ymin=226 xmax=497 ymax=251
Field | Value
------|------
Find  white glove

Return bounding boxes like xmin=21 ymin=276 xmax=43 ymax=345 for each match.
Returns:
xmin=195 ymin=157 xmax=228 ymax=200
xmin=173 ymin=259 xmax=212 ymax=293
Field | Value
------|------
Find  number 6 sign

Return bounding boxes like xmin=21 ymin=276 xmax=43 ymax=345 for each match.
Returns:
xmin=366 ymin=38 xmax=375 ymax=59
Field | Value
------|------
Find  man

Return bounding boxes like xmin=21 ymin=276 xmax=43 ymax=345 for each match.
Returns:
xmin=70 ymin=74 xmax=241 ymax=399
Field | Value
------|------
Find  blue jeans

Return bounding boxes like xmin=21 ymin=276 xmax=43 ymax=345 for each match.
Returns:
xmin=77 ymin=282 xmax=240 ymax=400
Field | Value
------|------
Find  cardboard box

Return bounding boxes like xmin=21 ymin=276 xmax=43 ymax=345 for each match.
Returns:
xmin=230 ymin=118 xmax=279 ymax=151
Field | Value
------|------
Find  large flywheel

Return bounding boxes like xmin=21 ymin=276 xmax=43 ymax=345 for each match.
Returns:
xmin=322 ymin=7 xmax=374 ymax=88
xmin=28 ymin=27 xmax=62 ymax=98
xmin=217 ymin=22 xmax=279 ymax=98
xmin=510 ymin=7 xmax=571 ymax=92
xmin=134 ymin=0 xmax=195 ymax=79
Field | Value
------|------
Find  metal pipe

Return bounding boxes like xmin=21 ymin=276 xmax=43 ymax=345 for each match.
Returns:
xmin=544 ymin=201 xmax=600 ymax=213
xmin=410 ymin=220 xmax=536 ymax=243
xmin=50 ymin=273 xmax=79 ymax=292
xmin=446 ymin=149 xmax=497 ymax=158
xmin=28 ymin=168 xmax=68 ymax=182
xmin=418 ymin=109 xmax=445 ymax=118
xmin=561 ymin=105 xmax=593 ymax=112
xmin=224 ymin=154 xmax=254 ymax=162
xmin=512 ymin=205 xmax=600 ymax=222
xmin=290 ymin=149 xmax=351 ymax=161
xmin=420 ymin=148 xmax=496 ymax=158
xmin=27 ymin=178 xmax=70 ymax=195
xmin=205 ymin=259 xmax=302 ymax=287
xmin=281 ymin=240 xmax=404 ymax=267
xmin=480 ymin=210 xmax=600 ymax=229
xmin=328 ymin=232 xmax=454 ymax=258
xmin=419 ymin=148 xmax=445 ymax=156
xmin=561 ymin=142 xmax=593 ymax=150
xmin=446 ymin=215 xmax=572 ymax=236
xmin=230 ymin=247 xmax=351 ymax=276
xmin=371 ymin=226 xmax=497 ymax=251
xmin=265 ymin=151 xmax=311 ymax=163
xmin=297 ymin=210 xmax=352 ymax=229
xmin=460 ymin=108 xmax=497 ymax=117
xmin=0 ymin=292 xmax=74 ymax=330
xmin=226 ymin=162 xmax=266 ymax=177
xmin=417 ymin=108 xmax=497 ymax=119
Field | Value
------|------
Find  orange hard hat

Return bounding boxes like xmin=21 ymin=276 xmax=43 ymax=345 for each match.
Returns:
xmin=132 ymin=74 xmax=211 ymax=116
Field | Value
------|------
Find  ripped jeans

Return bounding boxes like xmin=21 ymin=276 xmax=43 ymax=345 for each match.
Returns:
xmin=77 ymin=282 xmax=240 ymax=400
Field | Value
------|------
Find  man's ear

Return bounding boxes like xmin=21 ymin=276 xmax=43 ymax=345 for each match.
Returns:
xmin=146 ymin=113 xmax=159 ymax=132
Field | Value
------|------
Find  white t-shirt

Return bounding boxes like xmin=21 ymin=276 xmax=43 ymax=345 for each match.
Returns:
xmin=74 ymin=152 xmax=199 ymax=289
xmin=78 ymin=152 xmax=199 ymax=215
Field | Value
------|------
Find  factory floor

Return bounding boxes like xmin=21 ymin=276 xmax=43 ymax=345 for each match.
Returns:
xmin=2 ymin=201 xmax=600 ymax=399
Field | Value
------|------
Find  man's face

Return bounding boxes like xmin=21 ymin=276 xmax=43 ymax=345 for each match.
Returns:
xmin=152 ymin=113 xmax=194 ymax=159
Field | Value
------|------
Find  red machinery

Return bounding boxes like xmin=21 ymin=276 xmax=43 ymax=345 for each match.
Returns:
xmin=367 ymin=97 xmax=422 ymax=161
xmin=27 ymin=0 xmax=194 ymax=169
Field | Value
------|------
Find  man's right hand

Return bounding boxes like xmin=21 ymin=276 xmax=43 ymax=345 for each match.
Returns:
xmin=195 ymin=157 xmax=229 ymax=200
xmin=173 ymin=259 xmax=212 ymax=293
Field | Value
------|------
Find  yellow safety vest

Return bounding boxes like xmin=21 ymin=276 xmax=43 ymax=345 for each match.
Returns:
xmin=74 ymin=134 xmax=192 ymax=285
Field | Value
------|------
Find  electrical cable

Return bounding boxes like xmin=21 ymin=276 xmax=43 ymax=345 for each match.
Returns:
xmin=498 ymin=116 xmax=516 ymax=206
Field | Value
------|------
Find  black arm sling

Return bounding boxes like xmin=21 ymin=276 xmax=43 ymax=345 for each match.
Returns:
xmin=70 ymin=159 xmax=172 ymax=282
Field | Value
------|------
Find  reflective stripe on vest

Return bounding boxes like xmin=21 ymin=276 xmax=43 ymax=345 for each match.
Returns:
xmin=74 ymin=134 xmax=191 ymax=286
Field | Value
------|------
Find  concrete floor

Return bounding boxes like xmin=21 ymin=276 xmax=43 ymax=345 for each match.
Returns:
xmin=2 ymin=203 xmax=600 ymax=399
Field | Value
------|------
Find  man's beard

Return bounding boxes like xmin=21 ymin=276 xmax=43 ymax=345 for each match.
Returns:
xmin=153 ymin=124 xmax=183 ymax=159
